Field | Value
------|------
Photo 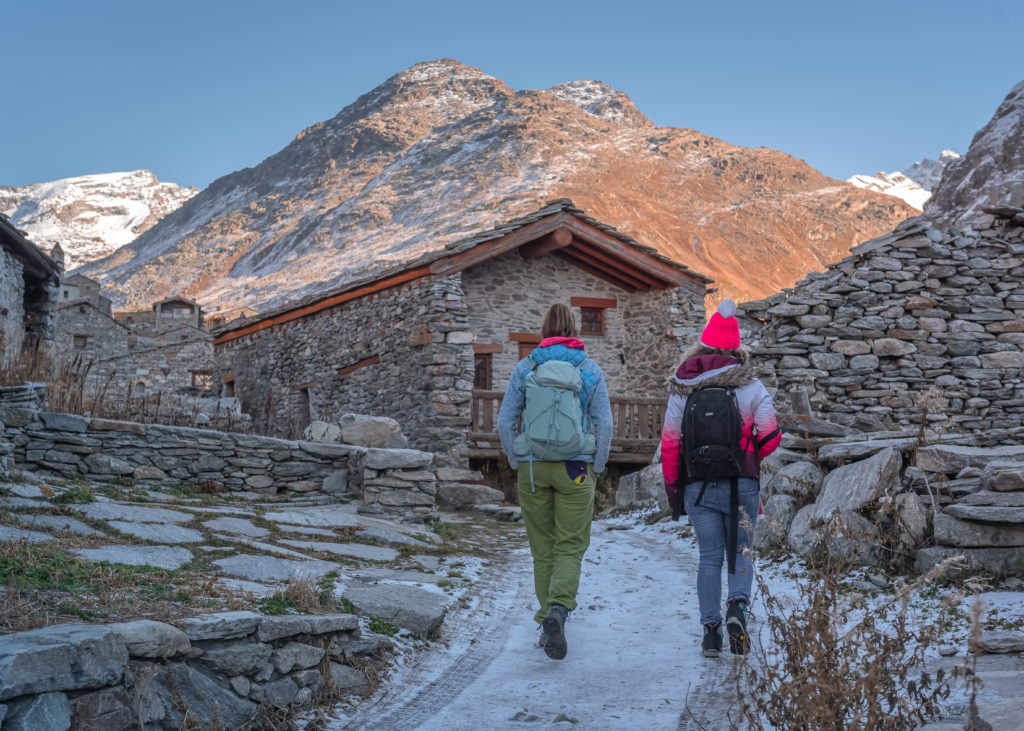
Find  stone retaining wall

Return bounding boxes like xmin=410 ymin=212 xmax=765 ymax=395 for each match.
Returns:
xmin=0 ymin=611 xmax=385 ymax=730
xmin=0 ymin=407 xmax=437 ymax=509
xmin=739 ymin=213 xmax=1024 ymax=432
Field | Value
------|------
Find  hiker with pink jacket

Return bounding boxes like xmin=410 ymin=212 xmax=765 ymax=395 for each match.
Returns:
xmin=660 ymin=300 xmax=781 ymax=657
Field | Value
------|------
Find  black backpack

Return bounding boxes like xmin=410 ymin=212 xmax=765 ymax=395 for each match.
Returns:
xmin=681 ymin=386 xmax=744 ymax=480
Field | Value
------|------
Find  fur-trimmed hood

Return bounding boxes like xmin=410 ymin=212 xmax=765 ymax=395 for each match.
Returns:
xmin=668 ymin=355 xmax=758 ymax=397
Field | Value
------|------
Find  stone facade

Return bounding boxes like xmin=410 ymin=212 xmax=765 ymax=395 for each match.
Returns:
xmin=0 ymin=245 xmax=26 ymax=367
xmin=740 ymin=212 xmax=1024 ymax=433
xmin=215 ymin=275 xmax=474 ymax=455
xmin=0 ymin=219 xmax=60 ymax=370
xmin=461 ymin=251 xmax=704 ymax=395
xmin=59 ymin=273 xmax=111 ymax=315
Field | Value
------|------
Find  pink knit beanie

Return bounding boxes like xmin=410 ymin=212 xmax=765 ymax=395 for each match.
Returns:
xmin=700 ymin=299 xmax=741 ymax=350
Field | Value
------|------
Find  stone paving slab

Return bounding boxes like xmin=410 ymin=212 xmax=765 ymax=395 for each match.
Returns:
xmin=108 ymin=521 xmax=205 ymax=544
xmin=0 ymin=496 xmax=46 ymax=509
xmin=76 ymin=503 xmax=194 ymax=524
xmin=276 ymin=524 xmax=337 ymax=538
xmin=263 ymin=508 xmax=359 ymax=528
xmin=18 ymin=514 xmax=104 ymax=537
xmin=342 ymin=582 xmax=449 ymax=637
xmin=201 ymin=517 xmax=270 ymax=538
xmin=0 ymin=525 xmax=53 ymax=543
xmin=217 ymin=577 xmax=276 ymax=597
xmin=213 ymin=554 xmax=338 ymax=583
xmin=212 ymin=534 xmax=310 ymax=558
xmin=276 ymin=539 xmax=399 ymax=562
xmin=344 ymin=567 xmax=446 ymax=585
xmin=357 ymin=526 xmax=431 ymax=547
xmin=175 ymin=504 xmax=252 ymax=515
xmin=3 ymin=483 xmax=45 ymax=499
xmin=73 ymin=545 xmax=194 ymax=570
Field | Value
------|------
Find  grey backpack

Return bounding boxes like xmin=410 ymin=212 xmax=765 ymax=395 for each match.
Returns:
xmin=513 ymin=356 xmax=595 ymax=460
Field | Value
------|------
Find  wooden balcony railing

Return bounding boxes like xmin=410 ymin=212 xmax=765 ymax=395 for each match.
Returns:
xmin=467 ymin=390 xmax=664 ymax=463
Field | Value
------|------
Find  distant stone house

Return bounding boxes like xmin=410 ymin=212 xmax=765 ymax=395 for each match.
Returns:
xmin=115 ymin=295 xmax=204 ymax=332
xmin=212 ymin=200 xmax=712 ymax=460
xmin=57 ymin=287 xmax=213 ymax=397
xmin=0 ymin=215 xmax=60 ymax=369
xmin=60 ymin=273 xmax=112 ymax=315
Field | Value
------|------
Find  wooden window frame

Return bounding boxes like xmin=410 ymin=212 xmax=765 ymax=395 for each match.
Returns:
xmin=73 ymin=334 xmax=88 ymax=348
xmin=474 ymin=352 xmax=492 ymax=390
xmin=579 ymin=307 xmax=605 ymax=336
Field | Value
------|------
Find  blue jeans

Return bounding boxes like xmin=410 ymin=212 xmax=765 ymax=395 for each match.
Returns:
xmin=684 ymin=477 xmax=760 ymax=627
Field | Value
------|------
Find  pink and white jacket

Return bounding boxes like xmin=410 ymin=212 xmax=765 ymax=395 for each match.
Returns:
xmin=660 ymin=355 xmax=781 ymax=505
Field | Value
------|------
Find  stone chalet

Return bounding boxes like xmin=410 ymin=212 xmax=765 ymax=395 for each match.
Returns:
xmin=57 ymin=282 xmax=213 ymax=395
xmin=0 ymin=214 xmax=60 ymax=369
xmin=212 ymin=200 xmax=712 ymax=463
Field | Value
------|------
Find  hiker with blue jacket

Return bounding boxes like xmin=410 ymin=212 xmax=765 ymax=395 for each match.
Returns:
xmin=660 ymin=300 xmax=781 ymax=657
xmin=498 ymin=303 xmax=613 ymax=661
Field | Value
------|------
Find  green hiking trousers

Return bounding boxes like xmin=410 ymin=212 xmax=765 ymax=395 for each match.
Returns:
xmin=517 ymin=460 xmax=595 ymax=623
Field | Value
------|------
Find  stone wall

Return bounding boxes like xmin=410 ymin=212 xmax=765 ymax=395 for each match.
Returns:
xmin=0 ymin=246 xmax=25 ymax=368
xmin=461 ymin=251 xmax=705 ymax=395
xmin=0 ymin=611 xmax=384 ymax=729
xmin=0 ymin=406 xmax=437 ymax=508
xmin=214 ymin=275 xmax=474 ymax=458
xmin=740 ymin=213 xmax=1024 ymax=432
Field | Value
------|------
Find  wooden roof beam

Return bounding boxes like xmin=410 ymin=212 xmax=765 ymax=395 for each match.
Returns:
xmin=429 ymin=212 xmax=573 ymax=276
xmin=555 ymin=250 xmax=640 ymax=292
xmin=567 ymin=239 xmax=668 ymax=290
xmin=518 ymin=228 xmax=572 ymax=260
xmin=562 ymin=216 xmax=702 ymax=288
xmin=558 ymin=246 xmax=652 ymax=291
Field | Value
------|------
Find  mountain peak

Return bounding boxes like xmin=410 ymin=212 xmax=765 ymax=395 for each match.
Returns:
xmin=547 ymin=79 xmax=650 ymax=125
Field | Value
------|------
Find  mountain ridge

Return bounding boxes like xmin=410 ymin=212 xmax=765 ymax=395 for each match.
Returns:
xmin=76 ymin=58 xmax=916 ymax=309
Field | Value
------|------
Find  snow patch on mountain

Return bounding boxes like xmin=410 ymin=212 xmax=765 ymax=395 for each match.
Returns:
xmin=847 ymin=171 xmax=931 ymax=210
xmin=547 ymin=80 xmax=650 ymax=126
xmin=0 ymin=170 xmax=198 ymax=269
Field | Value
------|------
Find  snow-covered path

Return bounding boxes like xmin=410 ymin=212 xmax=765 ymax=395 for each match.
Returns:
xmin=336 ymin=519 xmax=745 ymax=730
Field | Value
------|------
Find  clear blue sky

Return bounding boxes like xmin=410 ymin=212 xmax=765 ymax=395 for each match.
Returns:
xmin=3 ymin=0 xmax=1021 ymax=190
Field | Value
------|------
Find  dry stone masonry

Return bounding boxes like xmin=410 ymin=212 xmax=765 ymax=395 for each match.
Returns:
xmin=740 ymin=209 xmax=1024 ymax=433
xmin=0 ymin=612 xmax=386 ymax=729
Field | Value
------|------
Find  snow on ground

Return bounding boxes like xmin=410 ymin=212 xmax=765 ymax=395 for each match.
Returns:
xmin=322 ymin=509 xmax=1024 ymax=730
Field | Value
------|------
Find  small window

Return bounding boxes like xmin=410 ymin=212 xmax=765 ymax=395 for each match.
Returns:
xmin=73 ymin=334 xmax=88 ymax=348
xmin=474 ymin=353 xmax=492 ymax=390
xmin=580 ymin=307 xmax=605 ymax=336
xmin=63 ymin=291 xmax=69 ymax=299
xmin=192 ymin=371 xmax=213 ymax=389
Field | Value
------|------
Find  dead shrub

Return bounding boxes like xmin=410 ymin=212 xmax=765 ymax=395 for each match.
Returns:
xmin=734 ymin=556 xmax=969 ymax=730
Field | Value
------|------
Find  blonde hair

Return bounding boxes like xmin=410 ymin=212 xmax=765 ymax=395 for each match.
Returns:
xmin=541 ymin=304 xmax=579 ymax=339
xmin=681 ymin=341 xmax=750 ymax=364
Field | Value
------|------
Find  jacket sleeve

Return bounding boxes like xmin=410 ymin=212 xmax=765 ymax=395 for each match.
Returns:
xmin=660 ymin=392 xmax=686 ymax=503
xmin=497 ymin=362 xmax=527 ymax=469
xmin=751 ymin=380 xmax=781 ymax=459
xmin=588 ymin=367 xmax=613 ymax=474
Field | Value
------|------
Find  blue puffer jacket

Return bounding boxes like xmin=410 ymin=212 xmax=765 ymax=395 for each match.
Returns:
xmin=497 ymin=342 xmax=613 ymax=472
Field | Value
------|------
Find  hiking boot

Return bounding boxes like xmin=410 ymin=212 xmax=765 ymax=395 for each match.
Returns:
xmin=701 ymin=621 xmax=722 ymax=658
xmin=542 ymin=604 xmax=569 ymax=660
xmin=726 ymin=599 xmax=749 ymax=655
xmin=537 ymin=626 xmax=547 ymax=649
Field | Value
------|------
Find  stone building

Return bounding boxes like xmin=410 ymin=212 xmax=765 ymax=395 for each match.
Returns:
xmin=60 ymin=273 xmax=112 ymax=315
xmin=213 ymin=200 xmax=711 ymax=458
xmin=0 ymin=214 xmax=60 ymax=369
xmin=740 ymin=208 xmax=1024 ymax=433
xmin=56 ymin=285 xmax=213 ymax=399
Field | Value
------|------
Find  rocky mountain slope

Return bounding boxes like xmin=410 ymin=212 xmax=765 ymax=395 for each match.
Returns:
xmin=0 ymin=171 xmax=198 ymax=270
xmin=78 ymin=59 xmax=915 ymax=310
xmin=847 ymin=150 xmax=961 ymax=210
xmin=925 ymin=81 xmax=1024 ymax=225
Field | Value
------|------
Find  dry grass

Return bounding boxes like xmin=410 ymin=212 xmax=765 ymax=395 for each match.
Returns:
xmin=730 ymin=554 xmax=978 ymax=731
